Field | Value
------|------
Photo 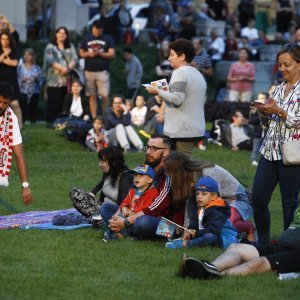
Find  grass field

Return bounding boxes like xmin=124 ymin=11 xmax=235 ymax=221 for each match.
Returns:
xmin=0 ymin=125 xmax=299 ymax=300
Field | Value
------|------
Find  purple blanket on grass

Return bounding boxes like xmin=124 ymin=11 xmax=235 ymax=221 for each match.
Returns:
xmin=20 ymin=221 xmax=91 ymax=230
xmin=0 ymin=208 xmax=78 ymax=230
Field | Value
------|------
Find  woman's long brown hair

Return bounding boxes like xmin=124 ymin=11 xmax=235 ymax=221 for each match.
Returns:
xmin=163 ymin=152 xmax=214 ymax=207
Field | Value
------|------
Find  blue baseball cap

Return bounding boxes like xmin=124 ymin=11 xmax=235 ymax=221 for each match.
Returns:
xmin=129 ymin=164 xmax=155 ymax=179
xmin=194 ymin=177 xmax=219 ymax=193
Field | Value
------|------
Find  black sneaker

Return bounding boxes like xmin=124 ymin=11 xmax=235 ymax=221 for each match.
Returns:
xmin=178 ymin=253 xmax=189 ymax=277
xmin=201 ymin=260 xmax=219 ymax=272
xmin=184 ymin=257 xmax=223 ymax=280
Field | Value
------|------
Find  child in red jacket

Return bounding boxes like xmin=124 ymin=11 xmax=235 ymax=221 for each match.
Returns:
xmin=104 ymin=164 xmax=159 ymax=240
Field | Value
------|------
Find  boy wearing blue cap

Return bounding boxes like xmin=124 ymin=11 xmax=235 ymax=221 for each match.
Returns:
xmin=166 ymin=176 xmax=232 ymax=249
xmin=104 ymin=164 xmax=159 ymax=240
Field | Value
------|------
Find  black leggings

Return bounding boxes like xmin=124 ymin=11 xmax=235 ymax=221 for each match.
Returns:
xmin=46 ymin=86 xmax=67 ymax=123
xmin=19 ymin=93 xmax=39 ymax=123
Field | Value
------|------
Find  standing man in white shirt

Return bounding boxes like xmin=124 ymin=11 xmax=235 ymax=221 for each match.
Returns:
xmin=0 ymin=81 xmax=32 ymax=205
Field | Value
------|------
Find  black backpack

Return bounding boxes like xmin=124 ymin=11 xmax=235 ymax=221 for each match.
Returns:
xmin=63 ymin=119 xmax=93 ymax=144
xmin=69 ymin=187 xmax=101 ymax=218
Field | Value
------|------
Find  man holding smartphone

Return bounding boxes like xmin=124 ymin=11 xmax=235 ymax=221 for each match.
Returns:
xmin=79 ymin=20 xmax=116 ymax=118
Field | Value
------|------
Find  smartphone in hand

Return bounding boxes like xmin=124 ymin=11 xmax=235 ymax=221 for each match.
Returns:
xmin=253 ymin=99 xmax=265 ymax=104
xmin=253 ymin=97 xmax=272 ymax=105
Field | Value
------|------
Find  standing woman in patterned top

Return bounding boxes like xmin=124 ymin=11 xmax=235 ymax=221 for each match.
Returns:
xmin=227 ymin=47 xmax=255 ymax=102
xmin=0 ymin=31 xmax=23 ymax=128
xmin=252 ymin=44 xmax=300 ymax=245
xmin=18 ymin=48 xmax=43 ymax=124
xmin=43 ymin=26 xmax=78 ymax=124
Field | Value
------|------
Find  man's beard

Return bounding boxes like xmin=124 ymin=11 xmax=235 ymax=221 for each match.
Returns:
xmin=145 ymin=153 xmax=163 ymax=169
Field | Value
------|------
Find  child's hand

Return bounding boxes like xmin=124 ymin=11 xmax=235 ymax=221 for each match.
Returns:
xmin=190 ymin=229 xmax=196 ymax=238
xmin=122 ymin=210 xmax=130 ymax=217
xmin=182 ymin=229 xmax=195 ymax=240
xmin=123 ymin=210 xmax=133 ymax=217
xmin=96 ymin=134 xmax=105 ymax=142
xmin=121 ymin=207 xmax=132 ymax=217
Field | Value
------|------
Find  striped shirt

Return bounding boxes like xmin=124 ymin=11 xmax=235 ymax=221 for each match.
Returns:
xmin=260 ymin=81 xmax=300 ymax=161
xmin=227 ymin=61 xmax=255 ymax=92
xmin=192 ymin=51 xmax=212 ymax=71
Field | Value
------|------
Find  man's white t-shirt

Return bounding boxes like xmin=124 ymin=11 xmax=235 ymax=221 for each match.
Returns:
xmin=0 ymin=110 xmax=22 ymax=146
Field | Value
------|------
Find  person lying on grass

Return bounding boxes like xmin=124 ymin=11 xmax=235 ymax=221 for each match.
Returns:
xmin=166 ymin=177 xmax=236 ymax=249
xmin=101 ymin=164 xmax=159 ymax=240
xmin=178 ymin=205 xmax=300 ymax=280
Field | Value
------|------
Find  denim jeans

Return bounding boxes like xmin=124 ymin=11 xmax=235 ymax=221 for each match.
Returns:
xmin=252 ymin=157 xmax=300 ymax=245
xmin=99 ymin=202 xmax=119 ymax=225
xmin=155 ymin=123 xmax=164 ymax=135
xmin=131 ymin=215 xmax=161 ymax=238
xmin=251 ymin=137 xmax=262 ymax=162
xmin=100 ymin=203 xmax=162 ymax=238
xmin=100 ymin=202 xmax=134 ymax=236
xmin=187 ymin=233 xmax=218 ymax=248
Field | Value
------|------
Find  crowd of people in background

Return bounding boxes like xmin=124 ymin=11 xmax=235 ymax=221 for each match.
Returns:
xmin=1 ymin=0 xmax=300 ymax=280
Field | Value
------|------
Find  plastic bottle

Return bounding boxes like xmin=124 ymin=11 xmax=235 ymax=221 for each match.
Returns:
xmin=278 ymin=272 xmax=300 ymax=280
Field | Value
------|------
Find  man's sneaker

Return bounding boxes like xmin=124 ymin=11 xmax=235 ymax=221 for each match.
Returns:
xmin=166 ymin=239 xmax=184 ymax=249
xmin=201 ymin=260 xmax=219 ymax=272
xmin=178 ymin=253 xmax=189 ymax=277
xmin=184 ymin=257 xmax=223 ymax=280
xmin=252 ymin=161 xmax=258 ymax=166
xmin=103 ymin=230 xmax=118 ymax=241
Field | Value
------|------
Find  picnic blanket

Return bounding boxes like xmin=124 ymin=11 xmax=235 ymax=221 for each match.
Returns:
xmin=0 ymin=208 xmax=81 ymax=230
xmin=20 ymin=222 xmax=91 ymax=230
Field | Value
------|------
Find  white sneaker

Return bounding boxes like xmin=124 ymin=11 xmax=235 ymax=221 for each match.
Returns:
xmin=252 ymin=161 xmax=258 ymax=166
xmin=123 ymin=146 xmax=130 ymax=153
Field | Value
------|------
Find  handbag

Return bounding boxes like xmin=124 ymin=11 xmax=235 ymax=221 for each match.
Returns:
xmin=69 ymin=187 xmax=101 ymax=217
xmin=281 ymin=141 xmax=300 ymax=166
xmin=57 ymin=47 xmax=81 ymax=93
xmin=66 ymin=69 xmax=81 ymax=93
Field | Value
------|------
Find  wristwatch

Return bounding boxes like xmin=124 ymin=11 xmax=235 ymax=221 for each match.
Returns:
xmin=21 ymin=182 xmax=30 ymax=188
xmin=124 ymin=218 xmax=131 ymax=228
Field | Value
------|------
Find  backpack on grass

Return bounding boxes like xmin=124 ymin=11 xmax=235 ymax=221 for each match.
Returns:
xmin=69 ymin=187 xmax=100 ymax=218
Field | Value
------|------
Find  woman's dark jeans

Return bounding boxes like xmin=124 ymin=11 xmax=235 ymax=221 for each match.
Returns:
xmin=252 ymin=156 xmax=300 ymax=245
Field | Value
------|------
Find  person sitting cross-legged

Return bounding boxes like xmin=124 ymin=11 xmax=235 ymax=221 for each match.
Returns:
xmin=166 ymin=177 xmax=234 ymax=250
xmin=101 ymin=164 xmax=159 ymax=240
xmin=104 ymin=94 xmax=144 ymax=152
xmin=222 ymin=110 xmax=253 ymax=151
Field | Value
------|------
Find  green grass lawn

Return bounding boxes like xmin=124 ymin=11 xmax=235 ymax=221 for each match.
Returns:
xmin=0 ymin=125 xmax=299 ymax=300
